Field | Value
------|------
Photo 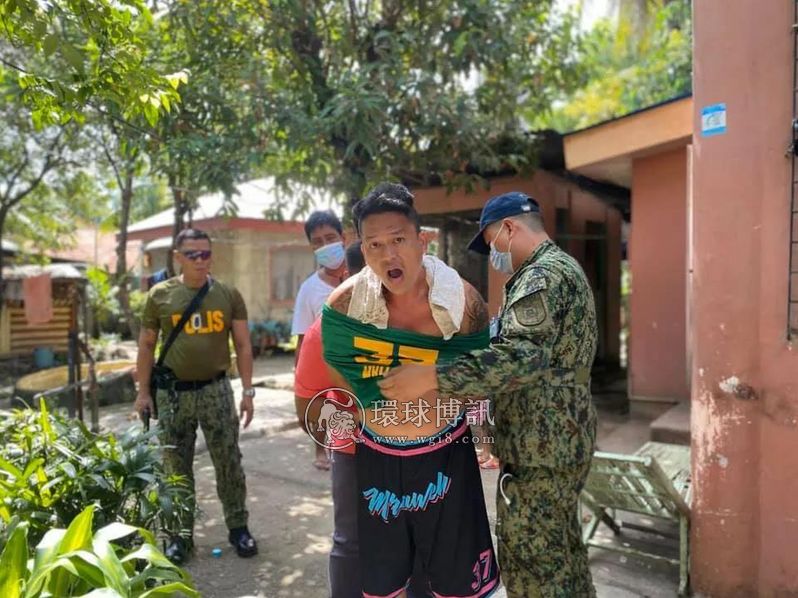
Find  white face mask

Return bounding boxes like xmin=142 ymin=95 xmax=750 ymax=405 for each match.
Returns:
xmin=489 ymin=224 xmax=514 ymax=275
xmin=315 ymin=241 xmax=345 ymax=269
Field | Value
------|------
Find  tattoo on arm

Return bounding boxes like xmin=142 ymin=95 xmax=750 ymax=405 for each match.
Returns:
xmin=463 ymin=284 xmax=490 ymax=333
xmin=328 ymin=286 xmax=354 ymax=314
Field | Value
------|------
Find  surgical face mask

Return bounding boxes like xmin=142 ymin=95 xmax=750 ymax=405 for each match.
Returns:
xmin=315 ymin=241 xmax=345 ymax=269
xmin=489 ymin=225 xmax=514 ymax=275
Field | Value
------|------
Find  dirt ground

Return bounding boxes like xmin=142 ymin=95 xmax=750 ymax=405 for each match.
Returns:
xmin=181 ymin=417 xmax=681 ymax=598
xmin=17 ymin=352 xmax=682 ymax=598
xmin=173 ymin=356 xmax=681 ymax=598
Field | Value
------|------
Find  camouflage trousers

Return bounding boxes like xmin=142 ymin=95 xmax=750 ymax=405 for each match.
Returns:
xmin=496 ymin=464 xmax=596 ymax=598
xmin=158 ymin=377 xmax=249 ymax=535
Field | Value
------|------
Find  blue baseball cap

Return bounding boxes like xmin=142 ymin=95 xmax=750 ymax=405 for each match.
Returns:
xmin=467 ymin=191 xmax=541 ymax=255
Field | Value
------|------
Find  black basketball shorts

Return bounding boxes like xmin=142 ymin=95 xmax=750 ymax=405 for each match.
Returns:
xmin=357 ymin=417 xmax=500 ymax=598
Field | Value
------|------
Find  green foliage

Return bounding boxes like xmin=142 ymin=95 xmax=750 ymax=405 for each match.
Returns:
xmin=127 ymin=179 xmax=171 ymax=226
xmin=538 ymin=0 xmax=692 ymax=132
xmin=0 ymin=1 xmax=185 ymax=128
xmin=0 ymin=70 xmax=108 ymax=255
xmin=0 ymin=402 xmax=193 ymax=549
xmin=141 ymin=0 xmax=278 ymax=208
xmin=248 ymin=319 xmax=293 ymax=355
xmin=246 ymin=0 xmax=582 ymax=200
xmin=128 ymin=290 xmax=148 ymax=325
xmin=133 ymin=0 xmax=581 ymax=218
xmin=86 ymin=266 xmax=121 ymax=329
xmin=0 ymin=505 xmax=197 ymax=597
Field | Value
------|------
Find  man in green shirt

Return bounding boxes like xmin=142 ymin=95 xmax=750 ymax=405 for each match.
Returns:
xmin=379 ymin=192 xmax=598 ymax=598
xmin=135 ymin=228 xmax=258 ymax=564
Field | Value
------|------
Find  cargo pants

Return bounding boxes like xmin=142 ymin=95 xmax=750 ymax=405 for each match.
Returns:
xmin=158 ymin=377 xmax=249 ymax=536
xmin=496 ymin=463 xmax=596 ymax=598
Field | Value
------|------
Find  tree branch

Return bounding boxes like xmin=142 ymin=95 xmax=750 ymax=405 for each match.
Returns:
xmin=0 ymin=55 xmax=28 ymax=74
xmin=4 ymin=130 xmax=65 ymax=209
xmin=3 ymin=146 xmax=31 ymax=204
xmin=100 ymin=135 xmax=125 ymax=190
xmin=0 ymin=56 xmax=162 ymax=142
xmin=347 ymin=0 xmax=360 ymax=44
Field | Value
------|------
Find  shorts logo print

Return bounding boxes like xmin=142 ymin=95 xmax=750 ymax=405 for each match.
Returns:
xmin=363 ymin=472 xmax=451 ymax=522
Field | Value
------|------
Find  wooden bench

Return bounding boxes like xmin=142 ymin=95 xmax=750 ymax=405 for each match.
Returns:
xmin=581 ymin=441 xmax=692 ymax=596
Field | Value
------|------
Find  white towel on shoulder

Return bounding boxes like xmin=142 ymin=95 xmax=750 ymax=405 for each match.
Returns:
xmin=347 ymin=255 xmax=465 ymax=340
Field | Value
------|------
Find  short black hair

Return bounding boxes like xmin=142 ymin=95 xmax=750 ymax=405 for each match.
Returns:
xmin=345 ymin=241 xmax=366 ymax=274
xmin=175 ymin=228 xmax=211 ymax=249
xmin=512 ymin=211 xmax=546 ymax=233
xmin=352 ymin=183 xmax=420 ymax=234
xmin=305 ymin=210 xmax=343 ymax=240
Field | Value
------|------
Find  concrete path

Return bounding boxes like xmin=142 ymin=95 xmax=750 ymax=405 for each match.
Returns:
xmin=89 ymin=355 xmax=683 ymax=598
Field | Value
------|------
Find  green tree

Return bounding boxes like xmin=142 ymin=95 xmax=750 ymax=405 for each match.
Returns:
xmin=128 ymin=178 xmax=170 ymax=224
xmin=141 ymin=0 xmax=581 ymax=251
xmin=538 ymin=0 xmax=691 ymax=132
xmin=0 ymin=0 xmax=185 ymax=127
xmin=94 ymin=117 xmax=147 ymax=338
xmin=0 ymin=78 xmax=76 ymax=306
xmin=133 ymin=0 xmax=270 ymax=273
xmin=248 ymin=0 xmax=581 ymax=200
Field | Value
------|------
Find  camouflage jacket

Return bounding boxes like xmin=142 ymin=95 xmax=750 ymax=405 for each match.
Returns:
xmin=437 ymin=240 xmax=598 ymax=471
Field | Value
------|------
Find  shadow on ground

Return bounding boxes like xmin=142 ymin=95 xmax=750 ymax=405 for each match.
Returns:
xmin=184 ymin=428 xmax=332 ymax=598
xmin=183 ymin=417 xmax=682 ymax=598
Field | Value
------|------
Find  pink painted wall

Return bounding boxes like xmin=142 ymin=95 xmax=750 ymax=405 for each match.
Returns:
xmin=691 ymin=1 xmax=798 ymax=595
xmin=629 ymin=148 xmax=689 ymax=401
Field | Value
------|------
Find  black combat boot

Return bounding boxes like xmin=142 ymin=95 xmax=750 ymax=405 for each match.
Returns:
xmin=165 ymin=536 xmax=192 ymax=565
xmin=228 ymin=526 xmax=258 ymax=558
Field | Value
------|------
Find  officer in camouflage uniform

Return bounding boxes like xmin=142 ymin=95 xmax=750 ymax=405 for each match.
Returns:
xmin=135 ymin=228 xmax=259 ymax=564
xmin=379 ymin=192 xmax=598 ymax=598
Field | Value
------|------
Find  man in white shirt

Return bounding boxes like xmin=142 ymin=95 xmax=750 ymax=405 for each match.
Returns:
xmin=292 ymin=209 xmax=347 ymax=470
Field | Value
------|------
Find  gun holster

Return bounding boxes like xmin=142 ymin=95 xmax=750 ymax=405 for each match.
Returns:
xmin=148 ymin=364 xmax=178 ymax=419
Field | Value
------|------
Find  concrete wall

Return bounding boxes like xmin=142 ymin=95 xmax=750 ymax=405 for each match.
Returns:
xmin=691 ymin=1 xmax=798 ymax=595
xmin=414 ymin=171 xmax=622 ymax=364
xmin=629 ymin=148 xmax=689 ymax=402
xmin=146 ymin=227 xmax=311 ymax=322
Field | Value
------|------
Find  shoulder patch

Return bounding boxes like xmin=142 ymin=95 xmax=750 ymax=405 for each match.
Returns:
xmin=513 ymin=293 xmax=548 ymax=327
xmin=506 ymin=272 xmax=547 ymax=310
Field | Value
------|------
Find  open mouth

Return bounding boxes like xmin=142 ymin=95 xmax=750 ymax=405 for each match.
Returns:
xmin=387 ymin=268 xmax=404 ymax=281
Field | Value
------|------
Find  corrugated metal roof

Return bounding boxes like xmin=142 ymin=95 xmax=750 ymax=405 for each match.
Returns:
xmin=2 ymin=264 xmax=85 ymax=281
xmin=129 ymin=178 xmax=344 ymax=234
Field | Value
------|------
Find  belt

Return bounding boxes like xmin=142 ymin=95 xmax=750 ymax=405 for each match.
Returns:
xmin=171 ymin=371 xmax=226 ymax=392
xmin=540 ymin=367 xmax=591 ymax=387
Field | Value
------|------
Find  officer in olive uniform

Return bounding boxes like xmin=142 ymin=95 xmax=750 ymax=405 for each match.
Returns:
xmin=135 ymin=228 xmax=258 ymax=564
xmin=379 ymin=192 xmax=598 ymax=598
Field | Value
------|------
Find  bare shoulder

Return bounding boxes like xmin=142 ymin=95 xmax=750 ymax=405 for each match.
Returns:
xmin=326 ymin=275 xmax=357 ymax=314
xmin=460 ymin=279 xmax=490 ymax=334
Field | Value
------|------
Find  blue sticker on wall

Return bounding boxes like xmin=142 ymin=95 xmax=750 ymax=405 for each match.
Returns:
xmin=701 ymin=103 xmax=727 ymax=137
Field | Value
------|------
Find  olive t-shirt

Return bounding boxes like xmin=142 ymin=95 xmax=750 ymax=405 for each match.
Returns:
xmin=141 ymin=277 xmax=248 ymax=381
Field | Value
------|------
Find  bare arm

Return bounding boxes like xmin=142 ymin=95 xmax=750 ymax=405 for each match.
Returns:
xmin=232 ymin=320 xmax=253 ymax=389
xmin=134 ymin=328 xmax=158 ymax=418
xmin=294 ymin=334 xmax=305 ymax=368
xmin=326 ymin=363 xmax=353 ymax=392
xmin=232 ymin=319 xmax=255 ymax=428
xmin=461 ymin=281 xmax=490 ymax=334
xmin=326 ymin=278 xmax=355 ymax=314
